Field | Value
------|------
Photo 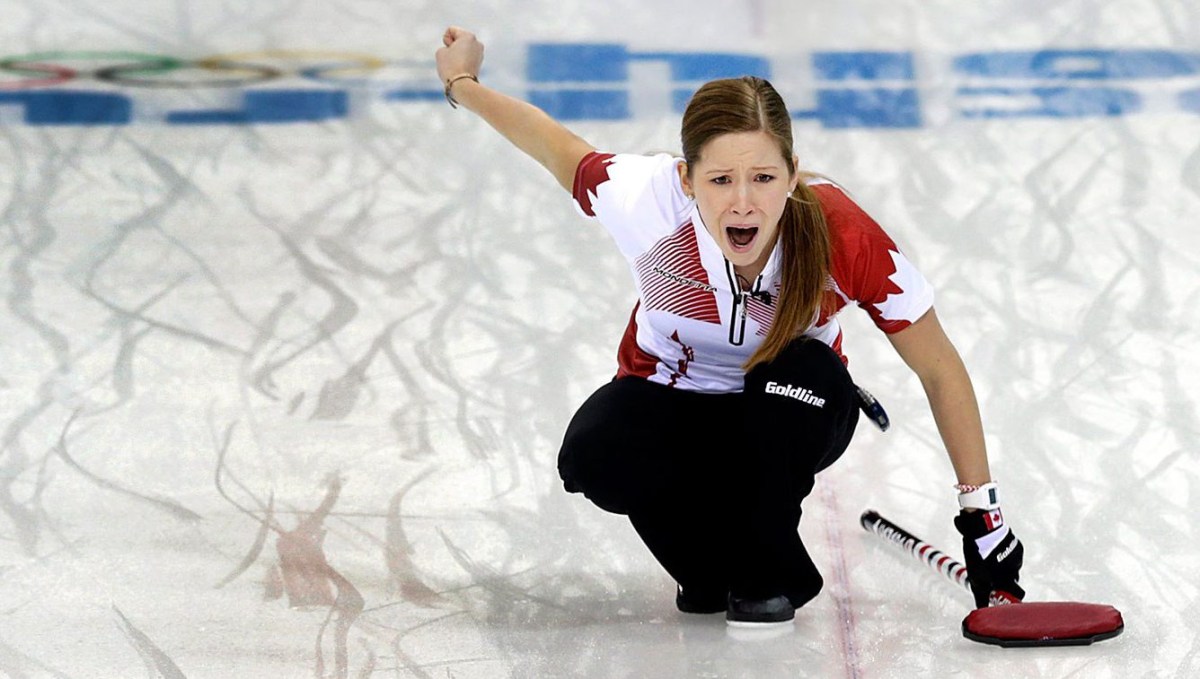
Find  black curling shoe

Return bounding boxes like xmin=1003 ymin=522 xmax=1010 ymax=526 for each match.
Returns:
xmin=675 ymin=584 xmax=727 ymax=614
xmin=725 ymin=594 xmax=795 ymax=626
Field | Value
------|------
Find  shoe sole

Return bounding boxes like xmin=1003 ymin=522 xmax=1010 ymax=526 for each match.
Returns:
xmin=725 ymin=617 xmax=794 ymax=629
xmin=725 ymin=620 xmax=795 ymax=640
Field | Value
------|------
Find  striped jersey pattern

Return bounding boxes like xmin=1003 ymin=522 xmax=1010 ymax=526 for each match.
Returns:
xmin=633 ymin=223 xmax=722 ymax=324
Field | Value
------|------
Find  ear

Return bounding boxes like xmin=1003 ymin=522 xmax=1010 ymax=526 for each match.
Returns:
xmin=789 ymin=154 xmax=802 ymax=193
xmin=677 ymin=161 xmax=693 ymax=198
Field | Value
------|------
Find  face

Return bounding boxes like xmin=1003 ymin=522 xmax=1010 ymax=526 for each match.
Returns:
xmin=679 ymin=130 xmax=800 ymax=275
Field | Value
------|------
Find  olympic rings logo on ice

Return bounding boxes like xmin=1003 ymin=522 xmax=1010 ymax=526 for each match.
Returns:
xmin=0 ymin=50 xmax=426 ymax=90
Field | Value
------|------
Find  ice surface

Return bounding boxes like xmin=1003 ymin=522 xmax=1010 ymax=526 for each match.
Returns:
xmin=1 ymin=1 xmax=1197 ymax=677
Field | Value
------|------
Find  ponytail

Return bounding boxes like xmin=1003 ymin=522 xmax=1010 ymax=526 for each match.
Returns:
xmin=743 ymin=178 xmax=831 ymax=371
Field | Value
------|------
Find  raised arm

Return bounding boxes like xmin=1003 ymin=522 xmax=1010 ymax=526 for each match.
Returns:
xmin=436 ymin=27 xmax=596 ymax=192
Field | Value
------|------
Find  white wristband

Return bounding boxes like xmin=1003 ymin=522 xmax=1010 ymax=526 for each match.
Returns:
xmin=958 ymin=482 xmax=1000 ymax=510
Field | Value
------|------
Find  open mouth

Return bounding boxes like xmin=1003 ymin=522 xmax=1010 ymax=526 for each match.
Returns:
xmin=726 ymin=225 xmax=759 ymax=253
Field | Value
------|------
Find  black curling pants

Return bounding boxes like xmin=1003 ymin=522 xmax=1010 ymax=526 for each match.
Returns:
xmin=557 ymin=338 xmax=860 ymax=607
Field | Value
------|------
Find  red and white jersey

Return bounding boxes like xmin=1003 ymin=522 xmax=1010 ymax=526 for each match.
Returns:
xmin=572 ymin=151 xmax=934 ymax=393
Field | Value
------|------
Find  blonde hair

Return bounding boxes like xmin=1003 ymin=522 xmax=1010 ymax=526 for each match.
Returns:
xmin=680 ymin=76 xmax=832 ymax=371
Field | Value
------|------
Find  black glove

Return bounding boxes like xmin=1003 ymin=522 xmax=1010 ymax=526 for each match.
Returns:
xmin=954 ymin=509 xmax=1025 ymax=608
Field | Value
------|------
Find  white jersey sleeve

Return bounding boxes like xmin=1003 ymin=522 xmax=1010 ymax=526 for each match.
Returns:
xmin=571 ymin=152 xmax=694 ymax=260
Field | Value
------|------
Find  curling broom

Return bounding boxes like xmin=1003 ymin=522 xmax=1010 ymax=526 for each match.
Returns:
xmin=860 ymin=509 xmax=1124 ymax=647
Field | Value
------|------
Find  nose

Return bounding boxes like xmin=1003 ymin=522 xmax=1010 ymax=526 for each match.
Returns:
xmin=731 ymin=181 xmax=752 ymax=214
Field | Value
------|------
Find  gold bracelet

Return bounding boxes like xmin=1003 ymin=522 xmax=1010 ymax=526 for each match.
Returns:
xmin=444 ymin=73 xmax=479 ymax=109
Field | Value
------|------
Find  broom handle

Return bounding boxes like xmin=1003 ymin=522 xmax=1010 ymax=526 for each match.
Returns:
xmin=860 ymin=509 xmax=972 ymax=592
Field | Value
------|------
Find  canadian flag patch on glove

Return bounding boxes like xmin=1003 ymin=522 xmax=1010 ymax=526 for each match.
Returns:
xmin=983 ymin=508 xmax=1004 ymax=531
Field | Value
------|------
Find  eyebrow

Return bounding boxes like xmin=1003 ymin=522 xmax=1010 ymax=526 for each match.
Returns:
xmin=703 ymin=165 xmax=782 ymax=174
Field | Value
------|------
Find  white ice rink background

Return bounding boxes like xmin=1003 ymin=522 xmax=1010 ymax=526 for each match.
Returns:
xmin=1 ymin=1 xmax=1198 ymax=677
